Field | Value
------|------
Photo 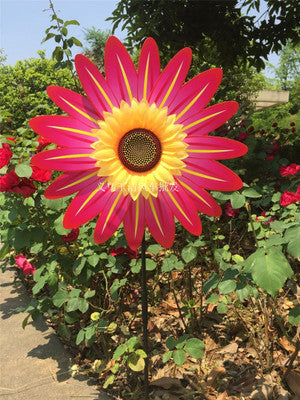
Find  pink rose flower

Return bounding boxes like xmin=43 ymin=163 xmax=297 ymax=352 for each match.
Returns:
xmin=15 ymin=255 xmax=36 ymax=275
xmin=225 ymin=202 xmax=240 ymax=217
xmin=279 ymin=164 xmax=300 ymax=177
xmin=280 ymin=187 xmax=300 ymax=207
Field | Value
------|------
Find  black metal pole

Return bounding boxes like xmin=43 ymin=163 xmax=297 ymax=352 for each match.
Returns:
xmin=141 ymin=234 xmax=149 ymax=399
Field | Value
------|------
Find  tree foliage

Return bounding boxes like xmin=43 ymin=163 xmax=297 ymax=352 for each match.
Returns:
xmin=0 ymin=57 xmax=75 ymax=130
xmin=83 ymin=28 xmax=111 ymax=73
xmin=108 ymin=0 xmax=300 ymax=71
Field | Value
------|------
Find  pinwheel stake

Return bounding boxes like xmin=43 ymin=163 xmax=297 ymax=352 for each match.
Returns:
xmin=141 ymin=234 xmax=150 ymax=399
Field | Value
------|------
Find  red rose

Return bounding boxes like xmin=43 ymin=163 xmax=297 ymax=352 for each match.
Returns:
xmin=225 ymin=202 xmax=240 ymax=217
xmin=30 ymin=166 xmax=52 ymax=182
xmin=291 ymin=128 xmax=296 ymax=133
xmin=265 ymin=142 xmax=280 ymax=159
xmin=15 ymin=254 xmax=36 ymax=275
xmin=279 ymin=164 xmax=300 ymax=177
xmin=272 ymin=122 xmax=278 ymax=127
xmin=0 ymin=170 xmax=36 ymax=197
xmin=62 ymin=228 xmax=79 ymax=242
xmin=125 ymin=246 xmax=138 ymax=259
xmin=248 ymin=126 xmax=254 ymax=132
xmin=0 ymin=170 xmax=20 ymax=191
xmin=237 ymin=132 xmax=249 ymax=142
xmin=110 ymin=246 xmax=126 ymax=256
xmin=280 ymin=187 xmax=300 ymax=207
xmin=0 ymin=143 xmax=13 ymax=168
xmin=36 ymin=136 xmax=52 ymax=152
xmin=260 ymin=129 xmax=265 ymax=134
xmin=256 ymin=211 xmax=275 ymax=226
xmin=5 ymin=137 xmax=16 ymax=143
xmin=110 ymin=246 xmax=138 ymax=259
xmin=290 ymin=122 xmax=295 ymax=127
xmin=10 ymin=178 xmax=36 ymax=198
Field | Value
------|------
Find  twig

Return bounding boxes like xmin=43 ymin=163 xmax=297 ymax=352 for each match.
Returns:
xmin=283 ymin=339 xmax=300 ymax=379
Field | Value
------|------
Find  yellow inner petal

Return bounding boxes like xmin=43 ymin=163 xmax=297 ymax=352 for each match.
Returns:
xmin=91 ymin=98 xmax=187 ymax=200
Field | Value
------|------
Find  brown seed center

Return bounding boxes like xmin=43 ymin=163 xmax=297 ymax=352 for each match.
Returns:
xmin=118 ymin=128 xmax=161 ymax=172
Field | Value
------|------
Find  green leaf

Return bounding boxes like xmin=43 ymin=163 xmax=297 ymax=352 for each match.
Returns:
xmin=15 ymin=164 xmax=32 ymax=178
xmin=76 ymin=329 xmax=85 ymax=345
xmin=217 ymin=302 xmax=228 ymax=314
xmin=184 ymin=338 xmax=205 ymax=359
xmin=147 ymin=244 xmax=162 ymax=255
xmin=235 ymin=283 xmax=251 ymax=301
xmin=206 ymin=293 xmax=219 ymax=304
xmin=245 ymin=247 xmax=293 ymax=296
xmin=128 ymin=352 xmax=145 ymax=371
xmin=52 ymin=290 xmax=69 ymax=307
xmin=103 ymin=375 xmax=115 ymax=389
xmin=242 ymin=188 xmax=262 ymax=198
xmin=203 ymin=273 xmax=220 ymax=293
xmin=87 ymin=254 xmax=100 ymax=266
xmin=70 ymin=37 xmax=83 ymax=46
xmin=284 ymin=225 xmax=300 ymax=258
xmin=173 ymin=349 xmax=186 ymax=366
xmin=54 ymin=214 xmax=70 ymax=235
xmin=22 ymin=314 xmax=30 ymax=329
xmin=288 ymin=306 xmax=300 ymax=326
xmin=162 ymin=255 xmax=183 ymax=272
xmin=230 ymin=192 xmax=245 ymax=209
xmin=66 ymin=298 xmax=81 ymax=312
xmin=166 ymin=336 xmax=176 ymax=350
xmin=175 ymin=334 xmax=189 ymax=349
xmin=0 ymin=243 xmax=10 ymax=260
xmin=84 ymin=289 xmax=95 ymax=299
xmin=73 ymin=257 xmax=86 ymax=275
xmin=181 ymin=246 xmax=197 ymax=263
xmin=42 ymin=196 xmax=66 ymax=211
xmin=146 ymin=259 xmax=157 ymax=271
xmin=218 ymin=279 xmax=236 ymax=294
xmin=110 ymin=278 xmax=127 ymax=301
xmin=58 ymin=323 xmax=71 ymax=339
xmin=32 ymin=276 xmax=47 ymax=295
xmin=30 ymin=243 xmax=43 ymax=254
xmin=64 ymin=19 xmax=80 ymax=26
xmin=113 ymin=343 xmax=127 ymax=360
xmin=162 ymin=351 xmax=172 ymax=363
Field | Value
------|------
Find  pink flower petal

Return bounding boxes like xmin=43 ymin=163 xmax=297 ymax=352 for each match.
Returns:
xmin=45 ymin=169 xmax=100 ymax=199
xmin=75 ymin=54 xmax=118 ymax=113
xmin=182 ymin=101 xmax=238 ymax=136
xmin=105 ymin=36 xmax=138 ymax=104
xmin=47 ymin=86 xmax=101 ymax=128
xmin=31 ymin=148 xmax=96 ymax=171
xmin=30 ymin=116 xmax=98 ymax=149
xmin=182 ymin=159 xmax=243 ymax=191
xmin=186 ymin=137 xmax=247 ymax=160
xmin=148 ymin=47 xmax=192 ymax=108
xmin=63 ymin=179 xmax=109 ymax=228
xmin=94 ymin=190 xmax=130 ymax=243
xmin=169 ymin=69 xmax=223 ymax=122
xmin=175 ymin=176 xmax=222 ymax=216
xmin=137 ymin=38 xmax=160 ymax=101
xmin=161 ymin=185 xmax=202 ymax=235
xmin=145 ymin=195 xmax=175 ymax=248
xmin=123 ymin=197 xmax=145 ymax=251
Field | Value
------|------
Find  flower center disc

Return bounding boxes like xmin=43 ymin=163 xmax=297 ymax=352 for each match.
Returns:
xmin=118 ymin=128 xmax=161 ymax=172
